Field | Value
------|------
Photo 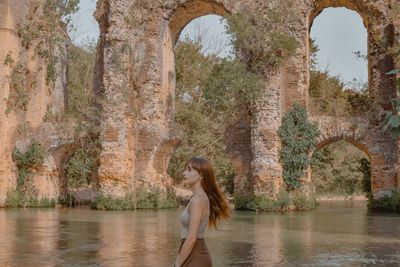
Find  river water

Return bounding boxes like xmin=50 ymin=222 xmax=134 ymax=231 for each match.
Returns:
xmin=0 ymin=201 xmax=399 ymax=266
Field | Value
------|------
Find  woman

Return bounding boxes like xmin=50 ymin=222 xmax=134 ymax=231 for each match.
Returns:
xmin=173 ymin=157 xmax=231 ymax=267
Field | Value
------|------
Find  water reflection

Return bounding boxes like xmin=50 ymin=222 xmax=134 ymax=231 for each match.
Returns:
xmin=0 ymin=209 xmax=16 ymax=266
xmin=57 ymin=210 xmax=99 ymax=266
xmin=0 ymin=201 xmax=399 ymax=266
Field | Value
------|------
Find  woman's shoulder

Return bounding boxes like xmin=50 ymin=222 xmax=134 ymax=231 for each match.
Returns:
xmin=189 ymin=195 xmax=209 ymax=208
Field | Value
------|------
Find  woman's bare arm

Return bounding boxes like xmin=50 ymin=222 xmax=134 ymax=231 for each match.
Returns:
xmin=174 ymin=198 xmax=206 ymax=267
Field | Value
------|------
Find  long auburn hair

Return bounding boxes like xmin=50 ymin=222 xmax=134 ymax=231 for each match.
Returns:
xmin=185 ymin=157 xmax=231 ymax=229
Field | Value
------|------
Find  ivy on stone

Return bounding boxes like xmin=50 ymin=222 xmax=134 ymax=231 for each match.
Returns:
xmin=278 ymin=104 xmax=320 ymax=189
xmin=225 ymin=0 xmax=299 ymax=75
xmin=382 ymin=32 xmax=400 ymax=137
xmin=383 ymin=69 xmax=400 ymax=137
xmin=12 ymin=141 xmax=46 ymax=188
xmin=17 ymin=0 xmax=80 ymax=86
xmin=6 ymin=62 xmax=30 ymax=113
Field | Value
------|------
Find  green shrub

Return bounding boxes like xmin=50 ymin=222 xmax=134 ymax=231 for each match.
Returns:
xmin=5 ymin=190 xmax=23 ymax=208
xmin=311 ymin=141 xmax=370 ymax=196
xmin=382 ymin=41 xmax=400 ymax=137
xmin=12 ymin=141 xmax=46 ymax=187
xmin=92 ymin=187 xmax=179 ymax=210
xmin=8 ymin=142 xmax=53 ymax=208
xmin=234 ymin=193 xmax=256 ymax=210
xmin=26 ymin=197 xmax=56 ymax=208
xmin=65 ymin=42 xmax=97 ymax=119
xmin=168 ymin=37 xmax=262 ymax=192
xmin=368 ymin=191 xmax=400 ymax=212
xmin=46 ymin=56 xmax=58 ymax=85
xmin=234 ymin=190 xmax=317 ymax=212
xmin=292 ymin=193 xmax=317 ymax=211
xmin=64 ymin=149 xmax=96 ymax=188
xmin=278 ymin=104 xmax=320 ymax=189
xmin=276 ymin=190 xmax=291 ymax=208
xmin=15 ymin=0 xmax=80 ymax=106
xmin=12 ymin=142 xmax=46 ymax=170
xmin=252 ymin=196 xmax=280 ymax=212
xmin=225 ymin=0 xmax=298 ymax=74
xmin=6 ymin=189 xmax=56 ymax=208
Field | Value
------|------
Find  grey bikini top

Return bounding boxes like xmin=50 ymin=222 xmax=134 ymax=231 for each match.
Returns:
xmin=180 ymin=197 xmax=210 ymax=239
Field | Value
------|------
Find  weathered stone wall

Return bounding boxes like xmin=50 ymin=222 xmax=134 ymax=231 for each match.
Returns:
xmin=0 ymin=0 xmax=27 ymax=205
xmin=0 ymin=0 xmax=72 ymax=206
xmin=91 ymin=0 xmax=399 ymax=199
xmin=311 ymin=115 xmax=398 ymax=197
xmin=0 ymin=0 xmax=398 ymax=205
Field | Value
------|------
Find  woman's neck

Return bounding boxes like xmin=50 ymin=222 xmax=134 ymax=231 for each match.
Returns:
xmin=190 ymin=182 xmax=206 ymax=197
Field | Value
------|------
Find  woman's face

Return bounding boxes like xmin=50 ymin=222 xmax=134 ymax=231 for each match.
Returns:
xmin=182 ymin=164 xmax=202 ymax=185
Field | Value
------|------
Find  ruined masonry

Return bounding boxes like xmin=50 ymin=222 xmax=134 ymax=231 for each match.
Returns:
xmin=0 ymin=0 xmax=399 ymax=206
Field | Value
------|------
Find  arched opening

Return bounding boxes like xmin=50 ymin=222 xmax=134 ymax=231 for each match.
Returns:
xmin=164 ymin=2 xmax=256 ymax=198
xmin=308 ymin=7 xmax=369 ymax=117
xmin=166 ymin=13 xmax=236 ymax=196
xmin=311 ymin=139 xmax=371 ymax=198
xmin=59 ymin=0 xmax=101 ymax=205
xmin=307 ymin=2 xmax=399 ymax=199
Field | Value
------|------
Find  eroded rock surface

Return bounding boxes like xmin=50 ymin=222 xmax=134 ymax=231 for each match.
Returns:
xmin=0 ymin=0 xmax=398 ymax=206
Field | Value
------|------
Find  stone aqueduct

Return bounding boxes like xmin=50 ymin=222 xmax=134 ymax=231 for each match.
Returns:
xmin=0 ymin=0 xmax=399 ymax=206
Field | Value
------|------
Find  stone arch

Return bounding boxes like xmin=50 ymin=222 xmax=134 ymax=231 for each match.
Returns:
xmin=307 ymin=0 xmax=396 ymax=111
xmin=308 ymin=0 xmax=374 ymax=30
xmin=315 ymin=131 xmax=370 ymax=158
xmin=157 ymin=1 xmax=235 ymax=177
xmin=310 ymin=115 xmax=399 ymax=198
xmin=311 ymin=136 xmax=371 ymax=195
xmin=167 ymin=0 xmax=229 ymax=46
xmin=92 ymin=0 xmax=398 ymax=201
xmin=312 ymin=116 xmax=370 ymax=150
xmin=304 ymin=1 xmax=398 ymax=198
xmin=161 ymin=0 xmax=231 ymax=98
xmin=312 ymin=116 xmax=372 ymax=176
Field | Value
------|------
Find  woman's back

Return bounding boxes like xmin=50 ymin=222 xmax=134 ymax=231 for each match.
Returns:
xmin=180 ymin=196 xmax=210 ymax=239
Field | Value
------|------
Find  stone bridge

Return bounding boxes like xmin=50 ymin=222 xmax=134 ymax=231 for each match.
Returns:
xmin=311 ymin=115 xmax=398 ymax=197
xmin=0 ymin=0 xmax=399 ymax=205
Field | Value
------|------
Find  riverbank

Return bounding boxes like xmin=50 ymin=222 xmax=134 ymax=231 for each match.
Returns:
xmin=316 ymin=194 xmax=367 ymax=202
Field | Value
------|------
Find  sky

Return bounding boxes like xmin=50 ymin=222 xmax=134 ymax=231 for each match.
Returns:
xmin=70 ymin=2 xmax=367 ymax=86
xmin=69 ymin=0 xmax=99 ymax=45
xmin=310 ymin=8 xmax=367 ymax=86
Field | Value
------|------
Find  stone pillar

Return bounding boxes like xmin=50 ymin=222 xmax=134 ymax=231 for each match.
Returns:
xmin=260 ymin=2 xmax=310 ymax=196
xmin=251 ymin=76 xmax=284 ymax=196
xmin=0 ymin=0 xmax=30 ymax=206
xmin=391 ymin=5 xmax=400 ymax=191
xmin=368 ymin=16 xmax=399 ymax=197
xmin=95 ymin=0 xmax=179 ymax=197
xmin=368 ymin=132 xmax=398 ymax=198
xmin=94 ymin=0 xmax=136 ymax=197
xmin=391 ymin=3 xmax=400 ymax=191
